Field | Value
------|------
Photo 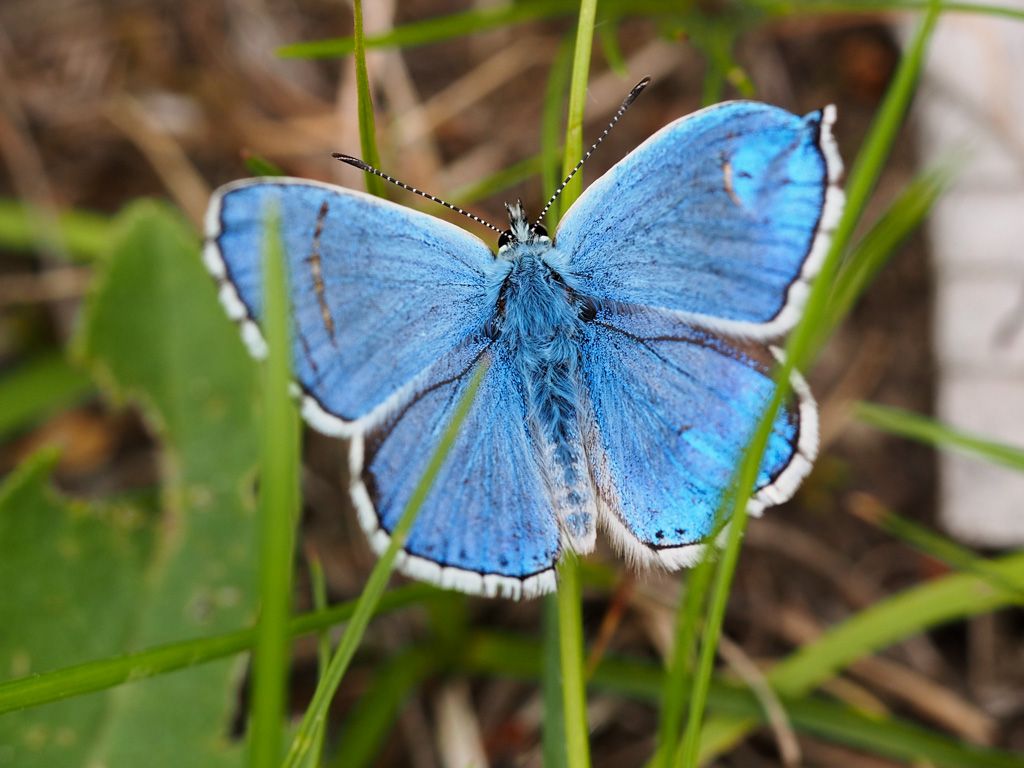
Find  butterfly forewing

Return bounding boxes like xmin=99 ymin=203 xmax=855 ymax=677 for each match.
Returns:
xmin=207 ymin=178 xmax=499 ymax=435
xmin=555 ymin=102 xmax=843 ymax=338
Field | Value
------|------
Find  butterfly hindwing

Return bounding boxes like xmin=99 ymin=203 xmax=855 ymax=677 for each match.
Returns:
xmin=205 ymin=178 xmax=499 ymax=435
xmin=555 ymin=102 xmax=843 ymax=337
xmin=351 ymin=343 xmax=562 ymax=599
xmin=579 ymin=305 xmax=817 ymax=568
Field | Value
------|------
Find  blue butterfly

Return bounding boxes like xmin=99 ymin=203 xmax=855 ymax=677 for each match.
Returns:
xmin=205 ymin=80 xmax=843 ymax=599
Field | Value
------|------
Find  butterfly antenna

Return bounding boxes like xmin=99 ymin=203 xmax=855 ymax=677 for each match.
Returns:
xmin=332 ymin=154 xmax=503 ymax=235
xmin=531 ymin=77 xmax=651 ymax=233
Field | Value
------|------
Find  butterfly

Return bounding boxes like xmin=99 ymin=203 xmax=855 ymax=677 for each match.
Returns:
xmin=204 ymin=79 xmax=843 ymax=599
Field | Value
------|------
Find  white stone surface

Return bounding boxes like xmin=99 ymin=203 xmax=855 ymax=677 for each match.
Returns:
xmin=938 ymin=376 xmax=1024 ymax=544
xmin=935 ymin=276 xmax=1024 ymax=373
xmin=914 ymin=8 xmax=1024 ymax=546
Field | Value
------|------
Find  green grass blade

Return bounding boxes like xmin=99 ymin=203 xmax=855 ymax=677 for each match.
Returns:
xmin=281 ymin=360 xmax=489 ymax=768
xmin=540 ymin=61 xmax=581 ymax=768
xmin=652 ymin=561 xmax=712 ymax=768
xmin=819 ymin=160 xmax=957 ymax=347
xmin=697 ymin=551 xmax=1024 ymax=761
xmin=542 ymin=36 xmax=574 ymax=229
xmin=249 ymin=204 xmax=299 ymax=766
xmin=306 ymin=554 xmax=331 ymax=768
xmin=557 ymin=553 xmax=590 ymax=768
xmin=857 ymin=401 xmax=1024 ymax=472
xmin=0 ymin=200 xmax=110 ymax=261
xmin=352 ymin=0 xmax=386 ymax=199
xmin=553 ymin=4 xmax=600 ymax=766
xmin=675 ymin=448 xmax=761 ymax=767
xmin=0 ymin=584 xmax=433 ymax=715
xmin=787 ymin=0 xmax=941 ymax=374
xmin=677 ymin=3 xmax=942 ymax=764
xmin=851 ymin=500 xmax=1024 ymax=603
xmin=561 ymin=0 xmax=598 ymax=207
xmin=0 ymin=351 xmax=93 ymax=440
xmin=542 ymin=595 xmax=568 ymax=768
xmin=277 ymin=0 xmax=582 ymax=59
xmin=244 ymin=153 xmax=286 ymax=177
xmin=330 ymin=648 xmax=435 ymax=768
xmin=758 ymin=0 xmax=1024 ymax=22
xmin=449 ymin=154 xmax=544 ymax=207
xmin=464 ymin=629 xmax=1024 ymax=768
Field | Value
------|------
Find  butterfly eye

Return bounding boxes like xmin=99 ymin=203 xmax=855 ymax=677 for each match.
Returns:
xmin=498 ymin=231 xmax=513 ymax=249
xmin=533 ymin=223 xmax=549 ymax=238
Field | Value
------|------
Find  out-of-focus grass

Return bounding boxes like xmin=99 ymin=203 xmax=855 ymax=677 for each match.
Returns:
xmin=849 ymin=498 xmax=1024 ymax=603
xmin=857 ymin=401 xmax=1024 ymax=472
xmin=819 ymin=159 xmax=959 ymax=349
xmin=351 ymin=0 xmax=386 ymax=199
xmin=0 ymin=200 xmax=110 ymax=261
xmin=276 ymin=0 xmax=1024 ymax=60
xmin=696 ymin=549 xmax=1024 ymax=763
xmin=464 ymin=626 xmax=1024 ymax=768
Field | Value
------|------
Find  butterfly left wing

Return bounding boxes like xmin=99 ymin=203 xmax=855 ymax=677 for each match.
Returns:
xmin=554 ymin=102 xmax=843 ymax=338
xmin=579 ymin=305 xmax=817 ymax=567
xmin=351 ymin=342 xmax=562 ymax=599
xmin=205 ymin=178 xmax=500 ymax=436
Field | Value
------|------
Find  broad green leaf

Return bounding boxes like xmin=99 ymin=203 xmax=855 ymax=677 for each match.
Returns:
xmin=0 ymin=451 xmax=153 ymax=767
xmin=75 ymin=200 xmax=260 ymax=766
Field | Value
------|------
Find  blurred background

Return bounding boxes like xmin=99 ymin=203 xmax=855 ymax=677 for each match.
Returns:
xmin=1 ymin=1 xmax=1022 ymax=766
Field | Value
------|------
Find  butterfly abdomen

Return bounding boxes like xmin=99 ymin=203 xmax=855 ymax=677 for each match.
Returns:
xmin=493 ymin=247 xmax=596 ymax=548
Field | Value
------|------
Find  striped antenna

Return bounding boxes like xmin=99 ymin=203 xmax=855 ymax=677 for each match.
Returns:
xmin=332 ymin=154 xmax=503 ymax=235
xmin=531 ymin=77 xmax=651 ymax=232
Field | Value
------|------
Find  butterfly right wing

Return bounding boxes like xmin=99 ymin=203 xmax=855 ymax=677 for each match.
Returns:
xmin=205 ymin=178 xmax=504 ymax=436
xmin=554 ymin=102 xmax=842 ymax=338
xmin=351 ymin=343 xmax=561 ymax=599
xmin=579 ymin=305 xmax=817 ymax=568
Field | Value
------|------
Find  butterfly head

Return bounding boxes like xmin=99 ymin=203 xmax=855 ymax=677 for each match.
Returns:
xmin=498 ymin=199 xmax=549 ymax=254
